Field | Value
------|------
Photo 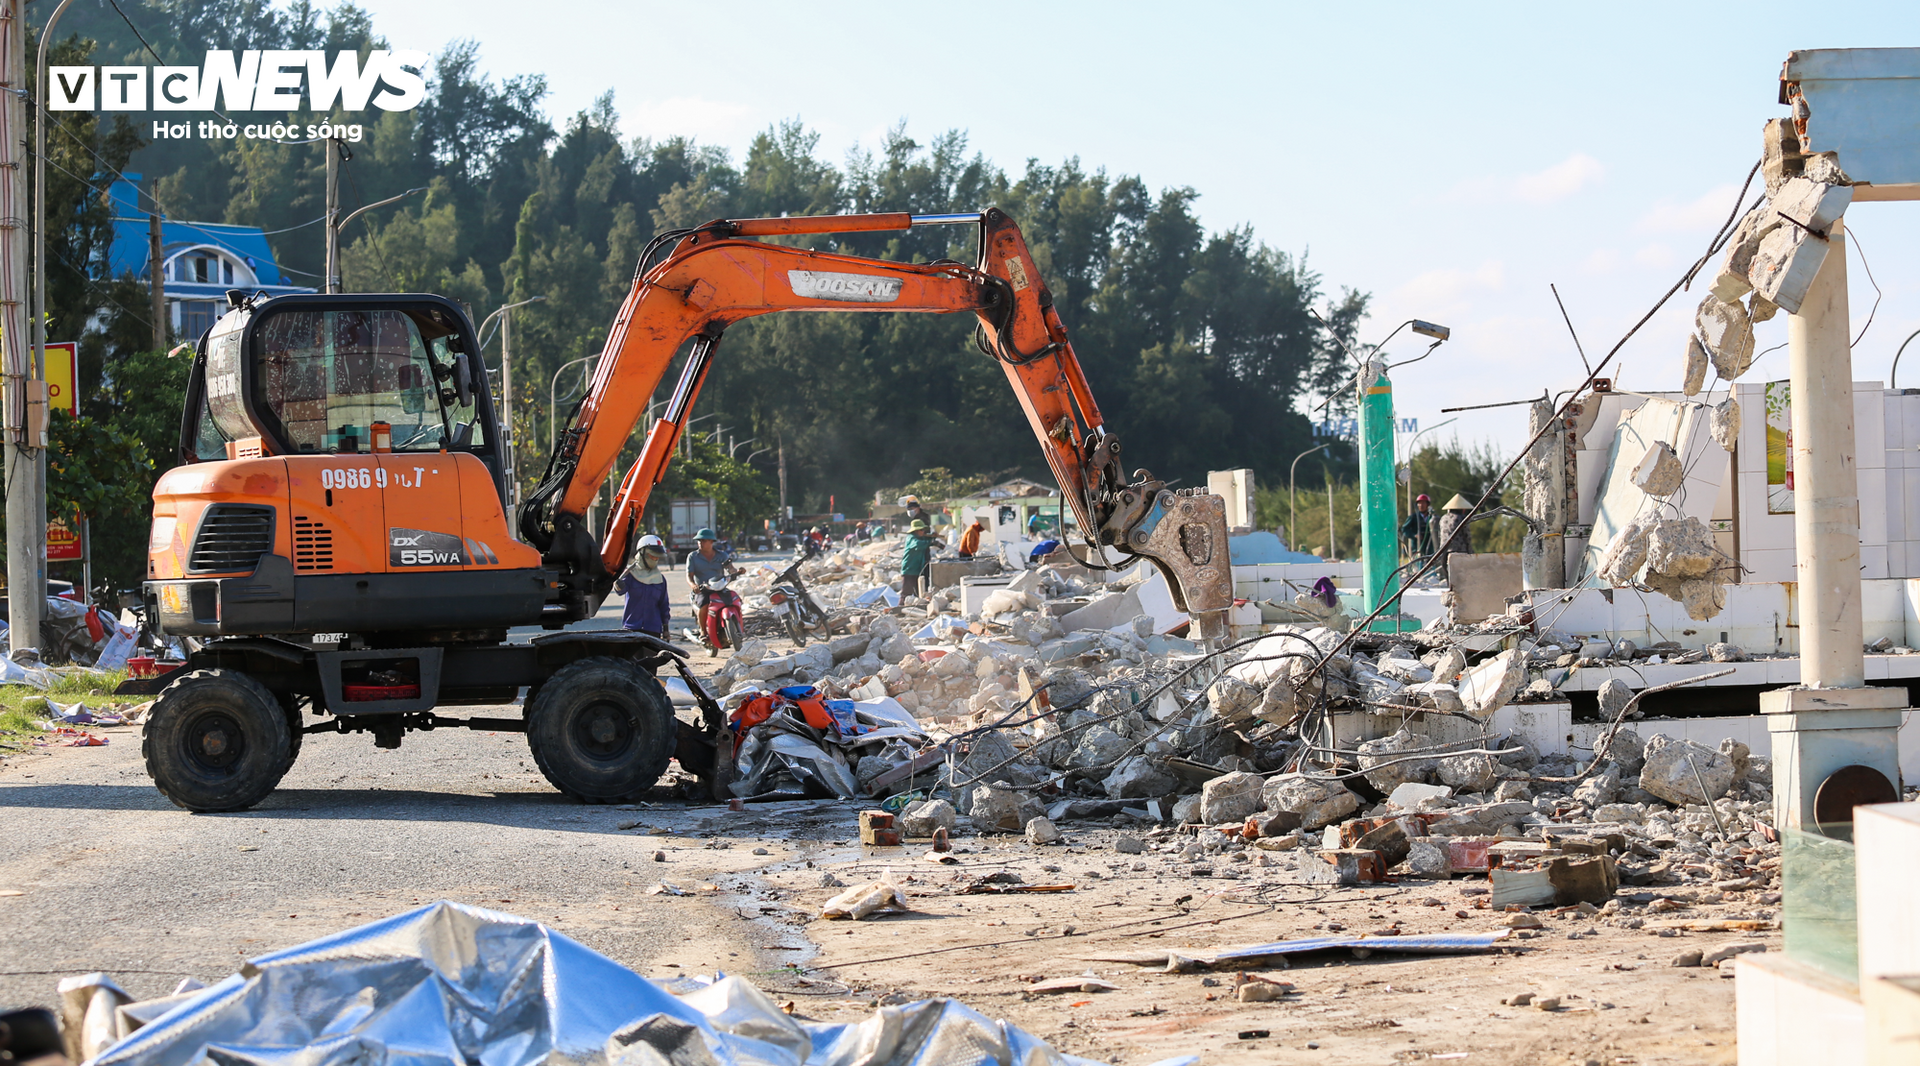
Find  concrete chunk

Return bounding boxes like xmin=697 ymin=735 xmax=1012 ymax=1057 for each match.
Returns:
xmin=1638 ymin=734 xmax=1736 ymax=805
xmin=1682 ymin=334 xmax=1709 ymax=396
xmin=1772 ymin=176 xmax=1852 ymax=234
xmin=1695 ymin=294 xmax=1755 ymax=381
xmin=1456 ymin=650 xmax=1525 ymax=718
xmin=1710 ymin=396 xmax=1740 ymax=452
xmin=1748 ymin=221 xmax=1829 ymax=315
xmin=1199 ymin=770 xmax=1265 ymax=825
xmin=1631 ymin=440 xmax=1685 ymax=498
xmin=1261 ymin=773 xmax=1360 ymax=830
xmin=1387 ymin=781 xmax=1452 ymax=809
xmin=1356 ymin=729 xmax=1436 ymax=791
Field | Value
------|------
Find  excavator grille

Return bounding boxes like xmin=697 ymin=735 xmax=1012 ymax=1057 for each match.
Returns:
xmin=188 ymin=504 xmax=275 ymax=572
xmin=293 ymin=515 xmax=335 ymax=571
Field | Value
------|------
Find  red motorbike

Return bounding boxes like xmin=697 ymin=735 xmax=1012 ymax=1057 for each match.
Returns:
xmin=694 ymin=575 xmax=746 ymax=656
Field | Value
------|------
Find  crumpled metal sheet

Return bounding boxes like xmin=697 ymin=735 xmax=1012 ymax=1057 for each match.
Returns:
xmin=86 ymin=902 xmax=1166 ymax=1066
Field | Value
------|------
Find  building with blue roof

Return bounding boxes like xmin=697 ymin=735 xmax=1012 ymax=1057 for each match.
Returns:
xmin=106 ymin=176 xmax=314 ymax=340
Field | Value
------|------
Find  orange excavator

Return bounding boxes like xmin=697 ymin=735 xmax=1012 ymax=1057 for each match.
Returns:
xmin=120 ymin=209 xmax=1233 ymax=811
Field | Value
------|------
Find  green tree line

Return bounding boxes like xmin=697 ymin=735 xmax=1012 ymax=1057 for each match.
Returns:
xmin=15 ymin=0 xmax=1371 ymax=590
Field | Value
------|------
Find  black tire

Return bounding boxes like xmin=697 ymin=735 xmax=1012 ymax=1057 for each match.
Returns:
xmin=274 ymin=691 xmax=304 ymax=774
xmin=525 ymin=657 xmax=676 ymax=803
xmin=784 ymin=608 xmax=806 ymax=646
xmin=724 ymin=616 xmax=745 ymax=651
xmin=142 ymin=669 xmax=294 ymax=812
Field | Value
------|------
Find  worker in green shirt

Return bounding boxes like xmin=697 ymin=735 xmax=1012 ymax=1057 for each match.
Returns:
xmin=900 ymin=518 xmax=945 ymax=601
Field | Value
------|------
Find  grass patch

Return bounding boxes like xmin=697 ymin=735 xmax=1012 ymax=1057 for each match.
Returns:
xmin=0 ymin=669 xmax=131 ymax=752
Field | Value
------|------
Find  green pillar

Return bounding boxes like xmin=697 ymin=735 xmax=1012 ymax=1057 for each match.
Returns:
xmin=1360 ymin=367 xmax=1404 ymax=629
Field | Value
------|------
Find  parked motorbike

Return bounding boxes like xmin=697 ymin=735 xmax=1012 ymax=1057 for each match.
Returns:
xmin=692 ymin=575 xmax=746 ymax=656
xmin=768 ymin=557 xmax=830 ymax=646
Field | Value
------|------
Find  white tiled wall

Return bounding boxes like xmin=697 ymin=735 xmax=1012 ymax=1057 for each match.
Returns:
xmin=1727 ymin=383 xmax=1920 ymax=584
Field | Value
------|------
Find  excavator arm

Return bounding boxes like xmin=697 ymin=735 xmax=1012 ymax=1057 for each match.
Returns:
xmin=519 ymin=208 xmax=1233 ymax=642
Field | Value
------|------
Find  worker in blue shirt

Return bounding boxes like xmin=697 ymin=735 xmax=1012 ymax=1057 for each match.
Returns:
xmin=615 ymin=534 xmax=672 ymax=637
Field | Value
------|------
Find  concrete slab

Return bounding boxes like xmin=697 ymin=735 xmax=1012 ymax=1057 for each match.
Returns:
xmin=1448 ymin=553 xmax=1523 ymax=623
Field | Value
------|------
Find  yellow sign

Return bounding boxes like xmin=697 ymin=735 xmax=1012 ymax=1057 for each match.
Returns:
xmin=44 ymin=342 xmax=76 ymax=414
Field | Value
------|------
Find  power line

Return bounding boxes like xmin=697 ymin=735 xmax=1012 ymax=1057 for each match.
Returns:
xmin=102 ymin=0 xmax=325 ymax=144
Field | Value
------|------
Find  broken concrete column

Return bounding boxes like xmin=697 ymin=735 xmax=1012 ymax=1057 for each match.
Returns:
xmin=1760 ymin=117 xmax=1804 ymax=196
xmin=1746 ymin=177 xmax=1851 ymax=317
xmin=1631 ymin=441 xmax=1684 ymax=497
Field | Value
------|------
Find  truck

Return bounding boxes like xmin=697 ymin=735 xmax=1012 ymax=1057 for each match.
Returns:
xmin=666 ymin=498 xmax=716 ymax=562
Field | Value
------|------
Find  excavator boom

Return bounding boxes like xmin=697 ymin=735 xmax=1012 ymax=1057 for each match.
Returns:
xmin=521 ymin=209 xmax=1233 ymax=642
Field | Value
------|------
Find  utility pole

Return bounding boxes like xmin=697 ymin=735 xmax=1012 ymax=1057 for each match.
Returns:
xmin=323 ymin=137 xmax=338 ymax=294
xmin=7 ymin=0 xmax=59 ymax=653
xmin=147 ymin=212 xmax=165 ymax=350
xmin=777 ymin=437 xmax=788 ymax=522
xmin=499 ymin=309 xmax=514 ymax=504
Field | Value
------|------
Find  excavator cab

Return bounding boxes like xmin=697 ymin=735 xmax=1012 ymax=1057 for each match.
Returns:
xmin=149 ymin=292 xmax=549 ymax=641
xmin=182 ymin=293 xmax=504 ymax=494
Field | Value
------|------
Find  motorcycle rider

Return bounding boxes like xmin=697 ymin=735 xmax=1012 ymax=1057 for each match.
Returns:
xmin=687 ymin=528 xmax=740 ymax=639
xmin=616 ymin=534 xmax=671 ymax=637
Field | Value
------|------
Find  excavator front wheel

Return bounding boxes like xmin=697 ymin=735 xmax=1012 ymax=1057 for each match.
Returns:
xmin=525 ymin=657 xmax=675 ymax=803
xmin=143 ymin=669 xmax=295 ymax=812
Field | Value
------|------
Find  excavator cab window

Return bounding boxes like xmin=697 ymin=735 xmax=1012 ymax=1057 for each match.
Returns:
xmin=181 ymin=294 xmax=506 ymax=505
xmin=252 ymin=309 xmax=459 ymax=453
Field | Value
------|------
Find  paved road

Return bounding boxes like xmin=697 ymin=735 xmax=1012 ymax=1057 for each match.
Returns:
xmin=0 ymin=548 xmax=837 ymax=1012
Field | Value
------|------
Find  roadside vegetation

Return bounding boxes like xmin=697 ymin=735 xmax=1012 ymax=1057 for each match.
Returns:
xmin=0 ymin=671 xmax=132 ymax=756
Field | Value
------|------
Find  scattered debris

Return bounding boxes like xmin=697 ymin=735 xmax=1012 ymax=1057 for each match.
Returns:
xmin=820 ymin=879 xmax=912 ymax=920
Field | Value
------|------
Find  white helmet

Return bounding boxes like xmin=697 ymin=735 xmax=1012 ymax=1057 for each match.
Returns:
xmin=636 ymin=534 xmax=665 ymax=553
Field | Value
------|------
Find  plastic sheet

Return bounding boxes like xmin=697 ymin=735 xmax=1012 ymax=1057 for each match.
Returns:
xmin=86 ymin=901 xmax=1144 ymax=1066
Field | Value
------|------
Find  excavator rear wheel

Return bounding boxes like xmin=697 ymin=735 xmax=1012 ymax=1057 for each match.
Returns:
xmin=143 ymin=669 xmax=295 ymax=812
xmin=524 ymin=657 xmax=675 ymax=803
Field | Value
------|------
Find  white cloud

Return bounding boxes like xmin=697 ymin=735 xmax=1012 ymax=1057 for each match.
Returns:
xmin=1582 ymin=248 xmax=1623 ymax=275
xmin=1632 ymin=243 xmax=1676 ymax=269
xmin=1440 ymin=152 xmax=1606 ymax=206
xmin=622 ymin=97 xmax=758 ymax=144
xmin=1511 ymin=153 xmax=1606 ymax=204
xmin=1634 ymin=183 xmax=1741 ymax=234
xmin=1392 ymin=261 xmax=1506 ymax=308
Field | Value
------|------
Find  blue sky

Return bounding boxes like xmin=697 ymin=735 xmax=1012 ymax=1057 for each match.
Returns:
xmin=361 ymin=1 xmax=1920 ymax=455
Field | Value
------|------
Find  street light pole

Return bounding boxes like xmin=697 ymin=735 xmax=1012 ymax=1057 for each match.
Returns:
xmin=477 ymin=296 xmax=547 ymax=508
xmin=1289 ymin=440 xmax=1335 ymax=553
xmin=327 ymin=182 xmax=422 ymax=292
xmin=548 ymin=352 xmax=599 ymax=451
xmin=1399 ymin=416 xmax=1457 ymax=517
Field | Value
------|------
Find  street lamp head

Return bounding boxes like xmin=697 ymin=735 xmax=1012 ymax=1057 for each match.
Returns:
xmin=1410 ymin=320 xmax=1450 ymax=341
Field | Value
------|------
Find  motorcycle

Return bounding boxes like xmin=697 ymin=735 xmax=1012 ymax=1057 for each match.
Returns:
xmin=691 ymin=575 xmax=746 ymax=656
xmin=768 ymin=557 xmax=830 ymax=646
